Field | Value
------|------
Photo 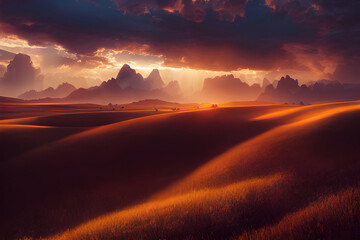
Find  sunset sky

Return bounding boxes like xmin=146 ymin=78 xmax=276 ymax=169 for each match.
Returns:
xmin=0 ymin=0 xmax=359 ymax=93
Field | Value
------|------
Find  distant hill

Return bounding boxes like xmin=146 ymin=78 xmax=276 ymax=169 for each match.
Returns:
xmin=258 ymin=75 xmax=360 ymax=104
xmin=201 ymin=74 xmax=261 ymax=102
xmin=124 ymin=99 xmax=202 ymax=110
xmin=19 ymin=82 xmax=76 ymax=100
xmin=0 ymin=96 xmax=27 ymax=103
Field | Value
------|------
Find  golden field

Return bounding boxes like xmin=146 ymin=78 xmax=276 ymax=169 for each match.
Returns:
xmin=0 ymin=101 xmax=359 ymax=239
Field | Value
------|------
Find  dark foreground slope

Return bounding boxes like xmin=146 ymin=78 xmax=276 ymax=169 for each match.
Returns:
xmin=0 ymin=103 xmax=167 ymax=162
xmin=1 ymin=101 xmax=360 ymax=239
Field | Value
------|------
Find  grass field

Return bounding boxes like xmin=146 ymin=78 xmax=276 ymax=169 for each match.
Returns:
xmin=0 ymin=101 xmax=359 ymax=239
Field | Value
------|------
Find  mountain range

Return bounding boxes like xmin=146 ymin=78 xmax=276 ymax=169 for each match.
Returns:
xmin=19 ymin=82 xmax=76 ymax=100
xmin=64 ymin=64 xmax=182 ymax=104
xmin=5 ymin=53 xmax=360 ymax=104
xmin=258 ymin=75 xmax=360 ymax=104
xmin=200 ymin=74 xmax=261 ymax=102
xmin=9 ymin=54 xmax=182 ymax=104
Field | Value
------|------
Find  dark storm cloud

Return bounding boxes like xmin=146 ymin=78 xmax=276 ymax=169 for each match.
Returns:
xmin=113 ymin=0 xmax=248 ymax=21
xmin=268 ymin=0 xmax=360 ymax=81
xmin=0 ymin=0 xmax=358 ymax=74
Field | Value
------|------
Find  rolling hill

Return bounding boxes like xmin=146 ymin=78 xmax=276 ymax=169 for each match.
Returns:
xmin=0 ymin=101 xmax=359 ymax=239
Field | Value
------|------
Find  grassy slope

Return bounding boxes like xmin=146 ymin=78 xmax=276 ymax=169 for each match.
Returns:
xmin=0 ymin=106 xmax=165 ymax=162
xmin=0 ymin=111 xmax=164 ymax=127
xmin=0 ymin=125 xmax=84 ymax=161
xmin=0 ymin=104 xmax=291 ymax=239
xmin=238 ymin=185 xmax=360 ymax=240
xmin=44 ymin=102 xmax=360 ymax=240
xmin=1 ymin=102 xmax=360 ymax=239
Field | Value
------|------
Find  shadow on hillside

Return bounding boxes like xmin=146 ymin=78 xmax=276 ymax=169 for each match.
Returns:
xmin=0 ymin=106 xmax=287 ymax=239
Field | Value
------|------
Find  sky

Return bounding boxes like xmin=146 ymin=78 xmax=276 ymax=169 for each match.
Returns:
xmin=0 ymin=0 xmax=359 ymax=93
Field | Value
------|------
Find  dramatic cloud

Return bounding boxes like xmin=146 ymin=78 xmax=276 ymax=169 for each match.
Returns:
xmin=267 ymin=0 xmax=360 ymax=81
xmin=0 ymin=0 xmax=313 ymax=72
xmin=0 ymin=0 xmax=358 ymax=81
xmin=114 ymin=0 xmax=248 ymax=21
xmin=0 ymin=53 xmax=43 ymax=96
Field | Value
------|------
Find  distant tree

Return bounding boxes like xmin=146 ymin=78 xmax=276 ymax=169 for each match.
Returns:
xmin=299 ymin=101 xmax=305 ymax=105
xmin=154 ymin=108 xmax=158 ymax=112
xmin=108 ymin=103 xmax=113 ymax=107
xmin=121 ymin=106 xmax=124 ymax=109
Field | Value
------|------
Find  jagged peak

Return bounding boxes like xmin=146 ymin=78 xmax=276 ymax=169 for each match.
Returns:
xmin=116 ymin=64 xmax=137 ymax=80
xmin=145 ymin=69 xmax=165 ymax=89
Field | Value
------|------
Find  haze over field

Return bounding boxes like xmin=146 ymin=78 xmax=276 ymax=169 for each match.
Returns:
xmin=2 ymin=53 xmax=360 ymax=104
xmin=0 ymin=0 xmax=360 ymax=239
